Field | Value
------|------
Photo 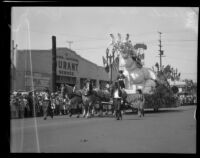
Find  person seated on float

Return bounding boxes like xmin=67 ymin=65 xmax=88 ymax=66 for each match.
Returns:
xmin=117 ymin=70 xmax=126 ymax=90
xmin=117 ymin=70 xmax=128 ymax=112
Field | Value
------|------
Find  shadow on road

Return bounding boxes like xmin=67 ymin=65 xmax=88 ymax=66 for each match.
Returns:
xmin=125 ymin=108 xmax=186 ymax=115
xmin=124 ymin=118 xmax=144 ymax=120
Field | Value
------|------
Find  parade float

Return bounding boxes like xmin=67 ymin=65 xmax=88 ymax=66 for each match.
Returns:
xmin=107 ymin=33 xmax=179 ymax=111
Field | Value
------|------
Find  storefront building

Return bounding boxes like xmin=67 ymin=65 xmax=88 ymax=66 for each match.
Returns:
xmin=11 ymin=47 xmax=111 ymax=91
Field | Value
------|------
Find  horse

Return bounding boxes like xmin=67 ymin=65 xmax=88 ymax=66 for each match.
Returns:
xmin=64 ymin=84 xmax=83 ymax=118
xmin=81 ymin=81 xmax=98 ymax=118
xmin=91 ymin=86 xmax=115 ymax=117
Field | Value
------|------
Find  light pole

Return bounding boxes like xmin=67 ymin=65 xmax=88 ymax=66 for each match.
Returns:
xmin=106 ymin=48 xmax=115 ymax=85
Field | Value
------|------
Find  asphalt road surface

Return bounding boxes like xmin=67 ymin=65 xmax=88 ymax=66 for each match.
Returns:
xmin=10 ymin=105 xmax=196 ymax=153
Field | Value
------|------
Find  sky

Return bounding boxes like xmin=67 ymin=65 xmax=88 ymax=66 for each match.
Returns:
xmin=11 ymin=7 xmax=198 ymax=82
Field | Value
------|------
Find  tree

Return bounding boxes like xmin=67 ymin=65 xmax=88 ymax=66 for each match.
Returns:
xmin=105 ymin=64 xmax=109 ymax=73
xmin=184 ymin=79 xmax=194 ymax=93
xmin=163 ymin=65 xmax=172 ymax=79
xmin=155 ymin=62 xmax=159 ymax=72
xmin=171 ymin=86 xmax=179 ymax=94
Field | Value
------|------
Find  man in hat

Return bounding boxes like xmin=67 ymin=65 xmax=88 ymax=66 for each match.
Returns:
xmin=111 ymin=81 xmax=123 ymax=120
xmin=117 ymin=70 xmax=126 ymax=89
xmin=82 ymin=79 xmax=91 ymax=96
xmin=43 ymin=89 xmax=53 ymax=120
xmin=61 ymin=84 xmax=66 ymax=99
xmin=117 ymin=70 xmax=127 ymax=114
xmin=50 ymin=92 xmax=56 ymax=116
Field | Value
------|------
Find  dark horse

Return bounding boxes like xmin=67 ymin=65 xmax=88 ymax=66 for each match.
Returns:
xmin=64 ymin=84 xmax=83 ymax=118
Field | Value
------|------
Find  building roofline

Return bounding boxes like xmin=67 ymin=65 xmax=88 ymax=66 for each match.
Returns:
xmin=58 ymin=47 xmax=104 ymax=69
xmin=17 ymin=47 xmax=105 ymax=69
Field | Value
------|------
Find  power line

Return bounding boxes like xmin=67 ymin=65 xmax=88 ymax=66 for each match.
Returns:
xmin=138 ymin=39 xmax=197 ymax=46
xmin=181 ymin=73 xmax=197 ymax=74
xmin=164 ymin=39 xmax=197 ymax=42
xmin=73 ymin=39 xmax=197 ymax=50
xmin=15 ymin=28 xmax=197 ymax=43
xmin=166 ymin=57 xmax=197 ymax=63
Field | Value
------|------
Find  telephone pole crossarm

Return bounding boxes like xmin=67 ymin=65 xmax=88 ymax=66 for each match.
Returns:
xmin=66 ymin=41 xmax=73 ymax=49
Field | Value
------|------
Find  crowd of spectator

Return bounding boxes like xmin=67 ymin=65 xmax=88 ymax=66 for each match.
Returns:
xmin=10 ymin=90 xmax=70 ymax=119
xmin=178 ymin=94 xmax=197 ymax=105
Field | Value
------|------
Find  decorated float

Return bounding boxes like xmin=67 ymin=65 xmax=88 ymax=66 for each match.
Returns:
xmin=107 ymin=33 xmax=179 ymax=111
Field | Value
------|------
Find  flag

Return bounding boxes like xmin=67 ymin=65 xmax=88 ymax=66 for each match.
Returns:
xmin=102 ymin=56 xmax=107 ymax=66
xmin=126 ymin=33 xmax=130 ymax=42
xmin=117 ymin=33 xmax=122 ymax=43
xmin=105 ymin=64 xmax=109 ymax=73
xmin=155 ymin=62 xmax=159 ymax=69
xmin=110 ymin=34 xmax=115 ymax=45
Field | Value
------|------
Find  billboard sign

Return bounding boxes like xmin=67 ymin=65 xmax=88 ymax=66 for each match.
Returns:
xmin=56 ymin=51 xmax=79 ymax=77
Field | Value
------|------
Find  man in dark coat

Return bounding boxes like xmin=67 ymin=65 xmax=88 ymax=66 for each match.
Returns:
xmin=61 ymin=84 xmax=66 ymax=99
xmin=117 ymin=70 xmax=125 ymax=89
xmin=27 ymin=92 xmax=34 ymax=117
xmin=111 ymin=81 xmax=123 ymax=120
xmin=43 ymin=89 xmax=53 ymax=120
xmin=117 ymin=70 xmax=127 ymax=113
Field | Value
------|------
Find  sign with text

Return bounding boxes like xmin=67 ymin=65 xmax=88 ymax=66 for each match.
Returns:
xmin=56 ymin=52 xmax=79 ymax=77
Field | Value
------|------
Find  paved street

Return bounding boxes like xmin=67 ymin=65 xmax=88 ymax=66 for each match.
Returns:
xmin=10 ymin=105 xmax=196 ymax=153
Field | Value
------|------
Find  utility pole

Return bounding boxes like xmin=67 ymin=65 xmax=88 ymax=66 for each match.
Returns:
xmin=66 ymin=41 xmax=73 ymax=49
xmin=52 ymin=36 xmax=57 ymax=92
xmin=158 ymin=32 xmax=165 ymax=71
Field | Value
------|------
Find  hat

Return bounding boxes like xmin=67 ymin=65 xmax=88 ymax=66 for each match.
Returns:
xmin=119 ymin=70 xmax=123 ymax=74
xmin=136 ymin=89 xmax=142 ymax=94
xmin=85 ymin=79 xmax=90 ymax=84
xmin=45 ymin=87 xmax=49 ymax=92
